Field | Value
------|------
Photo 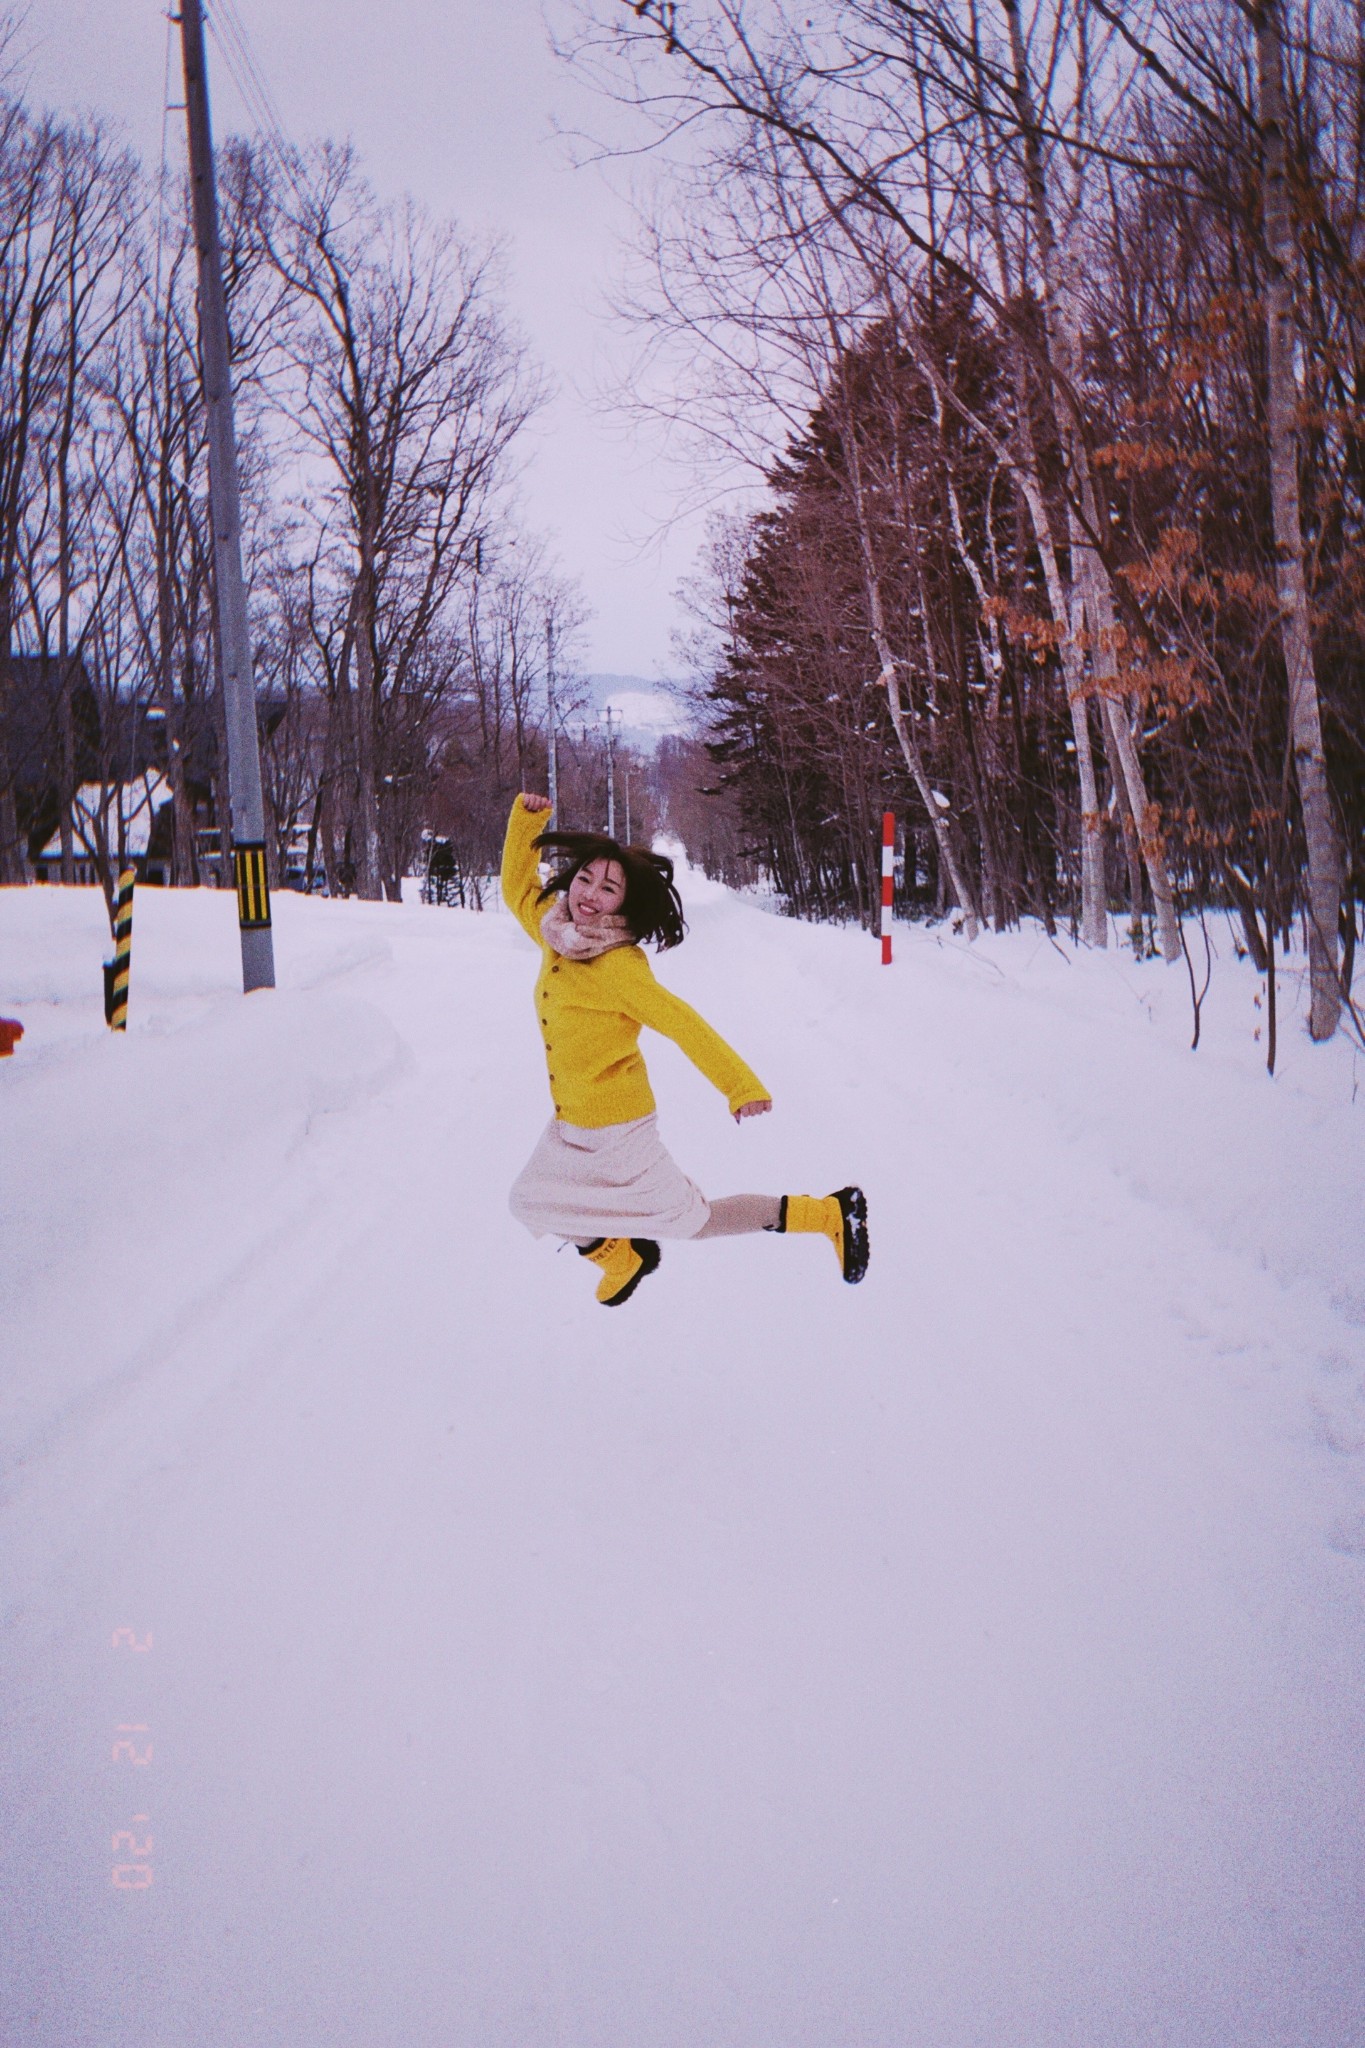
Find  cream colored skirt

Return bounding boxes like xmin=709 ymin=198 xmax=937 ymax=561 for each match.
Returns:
xmin=509 ymin=1114 xmax=711 ymax=1240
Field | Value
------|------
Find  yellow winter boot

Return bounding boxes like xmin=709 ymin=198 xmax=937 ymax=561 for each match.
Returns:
xmin=578 ymin=1236 xmax=662 ymax=1306
xmin=779 ymin=1187 xmax=869 ymax=1284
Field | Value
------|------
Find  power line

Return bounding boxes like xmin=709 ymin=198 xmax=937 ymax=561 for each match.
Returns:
xmin=202 ymin=0 xmax=310 ymax=214
xmin=207 ymin=0 xmax=286 ymax=148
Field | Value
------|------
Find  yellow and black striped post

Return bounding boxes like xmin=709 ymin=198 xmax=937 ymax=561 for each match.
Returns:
xmin=233 ymin=840 xmax=271 ymax=932
xmin=106 ymin=868 xmax=136 ymax=1032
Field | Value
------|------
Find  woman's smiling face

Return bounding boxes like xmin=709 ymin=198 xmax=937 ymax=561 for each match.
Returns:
xmin=568 ymin=857 xmax=627 ymax=923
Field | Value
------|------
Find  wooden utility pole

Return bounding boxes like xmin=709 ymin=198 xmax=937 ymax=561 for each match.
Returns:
xmin=178 ymin=0 xmax=275 ymax=991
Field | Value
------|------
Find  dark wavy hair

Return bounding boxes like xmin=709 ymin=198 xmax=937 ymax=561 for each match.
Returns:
xmin=533 ymin=830 xmax=687 ymax=951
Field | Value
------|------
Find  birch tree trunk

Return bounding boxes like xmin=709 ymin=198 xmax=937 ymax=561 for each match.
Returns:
xmin=843 ymin=418 xmax=981 ymax=935
xmin=1102 ymin=709 xmax=1146 ymax=950
xmin=56 ymin=343 xmax=77 ymax=884
xmin=1087 ymin=572 xmax=1182 ymax=960
xmin=898 ymin=316 xmax=1107 ymax=942
xmin=997 ymin=336 xmax=1108 ymax=942
xmin=0 ymin=620 xmax=21 ymax=885
xmin=905 ymin=395 xmax=1006 ymax=923
xmin=1254 ymin=0 xmax=1342 ymax=1039
xmin=157 ymin=552 xmax=197 ymax=886
xmin=1008 ymin=365 xmax=1108 ymax=949
xmin=206 ymin=592 xmax=236 ymax=887
xmin=1000 ymin=0 xmax=1180 ymax=959
xmin=973 ymin=97 xmax=1107 ymax=946
xmin=350 ymin=540 xmax=384 ymax=901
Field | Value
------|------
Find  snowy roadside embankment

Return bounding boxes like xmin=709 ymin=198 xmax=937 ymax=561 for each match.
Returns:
xmin=2 ymin=879 xmax=1363 ymax=2048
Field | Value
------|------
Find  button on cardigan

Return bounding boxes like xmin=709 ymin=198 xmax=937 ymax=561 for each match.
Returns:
xmin=500 ymin=796 xmax=769 ymax=1129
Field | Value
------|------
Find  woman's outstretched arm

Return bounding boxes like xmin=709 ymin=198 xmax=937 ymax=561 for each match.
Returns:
xmin=603 ymin=948 xmax=772 ymax=1118
xmin=500 ymin=794 xmax=552 ymax=941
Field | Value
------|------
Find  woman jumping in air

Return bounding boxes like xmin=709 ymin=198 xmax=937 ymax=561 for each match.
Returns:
xmin=503 ymin=792 xmax=869 ymax=1306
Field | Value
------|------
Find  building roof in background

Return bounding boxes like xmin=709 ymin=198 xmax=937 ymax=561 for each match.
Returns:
xmin=37 ymin=774 xmax=171 ymax=862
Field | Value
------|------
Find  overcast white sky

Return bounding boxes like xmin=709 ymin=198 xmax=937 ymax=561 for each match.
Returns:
xmin=19 ymin=0 xmax=727 ymax=678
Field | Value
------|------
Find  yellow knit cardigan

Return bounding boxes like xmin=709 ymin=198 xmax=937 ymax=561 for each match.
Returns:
xmin=500 ymin=797 xmax=769 ymax=1129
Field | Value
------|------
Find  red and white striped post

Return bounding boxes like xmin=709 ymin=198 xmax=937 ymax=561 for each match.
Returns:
xmin=880 ymin=810 xmax=895 ymax=964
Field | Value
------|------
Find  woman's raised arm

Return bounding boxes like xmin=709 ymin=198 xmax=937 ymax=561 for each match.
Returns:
xmin=500 ymin=795 xmax=553 ymax=940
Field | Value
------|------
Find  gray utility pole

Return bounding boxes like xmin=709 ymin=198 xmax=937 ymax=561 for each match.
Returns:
xmin=545 ymin=615 xmax=559 ymax=825
xmin=179 ymin=0 xmax=275 ymax=992
xmin=604 ymin=706 xmax=617 ymax=838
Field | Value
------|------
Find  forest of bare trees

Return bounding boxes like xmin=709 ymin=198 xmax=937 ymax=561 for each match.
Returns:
xmin=5 ymin=1 xmax=1363 ymax=1059
xmin=0 ymin=35 xmax=587 ymax=919
xmin=568 ymin=0 xmax=1365 ymax=1048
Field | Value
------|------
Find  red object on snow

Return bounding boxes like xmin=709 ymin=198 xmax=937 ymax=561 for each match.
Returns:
xmin=0 ymin=1018 xmax=23 ymax=1057
xmin=880 ymin=812 xmax=894 ymax=965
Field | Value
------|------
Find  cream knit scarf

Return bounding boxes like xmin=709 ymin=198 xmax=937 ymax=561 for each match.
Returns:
xmin=539 ymin=893 xmax=634 ymax=961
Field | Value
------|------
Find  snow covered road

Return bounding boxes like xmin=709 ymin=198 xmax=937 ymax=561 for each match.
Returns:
xmin=3 ymin=879 xmax=1364 ymax=2046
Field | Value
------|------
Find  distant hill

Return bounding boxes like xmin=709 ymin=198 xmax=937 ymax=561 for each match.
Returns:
xmin=577 ymin=673 xmax=692 ymax=751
